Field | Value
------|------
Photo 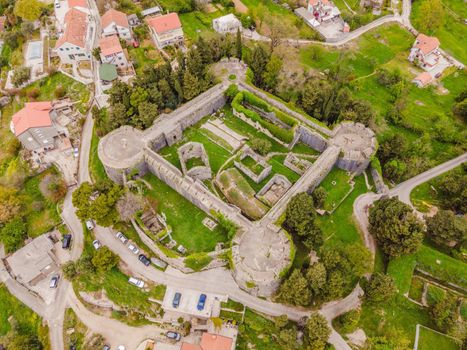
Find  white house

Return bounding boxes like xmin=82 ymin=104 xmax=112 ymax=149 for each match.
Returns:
xmin=307 ymin=0 xmax=341 ymax=24
xmin=54 ymin=0 xmax=90 ymax=33
xmin=146 ymin=13 xmax=184 ymax=49
xmin=408 ymin=34 xmax=441 ymax=70
xmin=99 ymin=35 xmax=129 ymax=68
xmin=55 ymin=8 xmax=92 ymax=64
xmin=212 ymin=14 xmax=242 ymax=34
xmin=101 ymin=8 xmax=132 ymax=42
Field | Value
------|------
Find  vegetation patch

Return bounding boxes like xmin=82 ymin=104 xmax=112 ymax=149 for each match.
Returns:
xmin=417 ymin=326 xmax=461 ymax=350
xmin=184 ymin=252 xmax=213 ymax=271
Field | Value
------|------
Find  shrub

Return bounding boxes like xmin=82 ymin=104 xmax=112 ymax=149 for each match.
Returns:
xmin=54 ymin=85 xmax=66 ymax=99
xmin=250 ymin=138 xmax=272 ymax=155
xmin=11 ymin=67 xmax=31 ymax=87
xmin=27 ymin=88 xmax=40 ymax=99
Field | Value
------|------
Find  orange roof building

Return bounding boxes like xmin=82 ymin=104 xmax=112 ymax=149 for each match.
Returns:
xmin=101 ymin=8 xmax=132 ymax=41
xmin=55 ymin=8 xmax=91 ymax=63
xmin=68 ymin=0 xmax=89 ymax=9
xmin=412 ymin=72 xmax=433 ymax=87
xmin=408 ymin=33 xmax=441 ymax=70
xmin=414 ymin=34 xmax=440 ymax=55
xmin=178 ymin=333 xmax=234 ymax=350
xmin=146 ymin=13 xmax=184 ymax=49
xmin=99 ymin=35 xmax=129 ymax=68
xmin=10 ymin=102 xmax=60 ymax=152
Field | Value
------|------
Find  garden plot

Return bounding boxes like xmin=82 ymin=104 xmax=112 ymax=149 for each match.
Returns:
xmin=217 ymin=168 xmax=269 ymax=220
xmin=415 ymin=325 xmax=461 ymax=350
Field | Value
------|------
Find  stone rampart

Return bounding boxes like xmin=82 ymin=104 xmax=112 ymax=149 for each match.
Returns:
xmin=298 ymin=125 xmax=329 ymax=152
xmin=283 ymin=153 xmax=312 ymax=175
xmin=177 ymin=142 xmax=212 ymax=181
xmin=234 ymin=146 xmax=272 ymax=184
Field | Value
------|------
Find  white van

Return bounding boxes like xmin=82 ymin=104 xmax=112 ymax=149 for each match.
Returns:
xmin=128 ymin=277 xmax=145 ymax=288
xmin=85 ymin=220 xmax=95 ymax=230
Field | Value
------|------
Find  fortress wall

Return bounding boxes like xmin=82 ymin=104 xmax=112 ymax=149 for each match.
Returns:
xmin=144 ymin=147 xmax=249 ymax=228
xmin=298 ymin=126 xmax=329 ymax=152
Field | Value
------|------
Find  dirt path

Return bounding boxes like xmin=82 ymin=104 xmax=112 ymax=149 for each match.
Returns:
xmin=233 ymin=0 xmax=248 ymax=13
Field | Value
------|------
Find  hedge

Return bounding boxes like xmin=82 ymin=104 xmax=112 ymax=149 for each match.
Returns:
xmin=232 ymin=92 xmax=295 ymax=144
xmin=243 ymin=91 xmax=297 ymax=127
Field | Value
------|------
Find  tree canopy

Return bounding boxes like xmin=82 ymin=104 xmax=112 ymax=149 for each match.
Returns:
xmin=364 ymin=272 xmax=397 ymax=302
xmin=14 ymin=0 xmax=43 ymax=21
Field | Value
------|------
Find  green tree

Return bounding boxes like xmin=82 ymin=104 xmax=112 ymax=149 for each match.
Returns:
xmin=129 ymin=86 xmax=149 ymax=109
xmin=414 ymin=0 xmax=445 ymax=33
xmin=338 ymin=309 xmax=361 ymax=333
xmin=369 ymin=197 xmax=424 ymax=258
xmin=250 ymin=138 xmax=271 ymax=155
xmin=262 ymin=54 xmax=282 ymax=92
xmin=274 ymin=314 xmax=289 ymax=329
xmin=306 ymin=262 xmax=327 ymax=296
xmin=297 ymin=219 xmax=324 ymax=250
xmin=11 ymin=66 xmax=31 ymax=87
xmin=248 ymin=44 xmax=270 ymax=88
xmin=5 ymin=333 xmax=43 ymax=350
xmin=109 ymin=103 xmax=128 ymax=130
xmin=426 ymin=210 xmax=465 ymax=248
xmin=183 ymin=70 xmax=201 ymax=101
xmin=0 ymin=218 xmax=27 ymax=253
xmin=437 ymin=169 xmax=467 ymax=214
xmin=92 ymin=247 xmax=119 ymax=272
xmin=278 ymin=327 xmax=298 ymax=349
xmin=72 ymin=182 xmax=93 ymax=221
xmin=136 ymin=101 xmax=158 ymax=129
xmin=277 ymin=269 xmax=311 ymax=306
xmin=305 ymin=313 xmax=331 ymax=349
xmin=431 ymin=295 xmax=459 ymax=332
xmin=62 ymin=261 xmax=77 ymax=280
xmin=14 ymin=0 xmax=43 ymax=21
xmin=285 ymin=193 xmax=315 ymax=232
xmin=365 ymin=273 xmax=397 ymax=302
xmin=311 ymin=187 xmax=327 ymax=209
xmin=186 ymin=48 xmax=204 ymax=79
xmin=235 ymin=28 xmax=242 ymax=60
xmin=20 ymin=21 xmax=34 ymax=39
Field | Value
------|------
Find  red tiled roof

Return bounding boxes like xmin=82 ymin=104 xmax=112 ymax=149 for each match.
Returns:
xmin=414 ymin=72 xmax=433 ymax=86
xmin=99 ymin=35 xmax=123 ymax=56
xmin=12 ymin=102 xmax=53 ymax=136
xmin=414 ymin=34 xmax=440 ymax=55
xmin=55 ymin=8 xmax=88 ymax=49
xmin=68 ymin=0 xmax=89 ymax=8
xmin=180 ymin=344 xmax=202 ymax=350
xmin=146 ymin=13 xmax=181 ymax=34
xmin=309 ymin=0 xmax=329 ymax=6
xmin=101 ymin=8 xmax=129 ymax=29
xmin=200 ymin=333 xmax=233 ymax=350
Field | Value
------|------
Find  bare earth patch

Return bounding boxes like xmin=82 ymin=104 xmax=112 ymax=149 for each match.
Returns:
xmin=233 ymin=0 xmax=248 ymax=13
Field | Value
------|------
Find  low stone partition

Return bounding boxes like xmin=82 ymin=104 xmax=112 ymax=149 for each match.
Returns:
xmin=177 ymin=142 xmax=212 ymax=181
xmin=234 ymin=146 xmax=272 ymax=183
xmin=256 ymin=174 xmax=292 ymax=206
xmin=298 ymin=125 xmax=328 ymax=152
xmin=283 ymin=153 xmax=312 ymax=175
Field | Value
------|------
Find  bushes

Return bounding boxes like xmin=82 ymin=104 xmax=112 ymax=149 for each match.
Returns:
xmin=184 ymin=252 xmax=212 ymax=271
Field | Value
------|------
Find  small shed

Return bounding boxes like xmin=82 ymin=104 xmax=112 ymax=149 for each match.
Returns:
xmin=141 ymin=6 xmax=162 ymax=17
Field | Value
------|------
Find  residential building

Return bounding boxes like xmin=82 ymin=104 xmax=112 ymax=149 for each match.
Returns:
xmin=412 ymin=72 xmax=433 ymax=88
xmin=101 ymin=8 xmax=132 ymax=41
xmin=99 ymin=35 xmax=129 ymax=68
xmin=408 ymin=34 xmax=441 ymax=70
xmin=180 ymin=333 xmax=235 ymax=350
xmin=55 ymin=8 xmax=92 ymax=64
xmin=212 ymin=14 xmax=242 ymax=34
xmin=146 ymin=13 xmax=184 ymax=49
xmin=6 ymin=234 xmax=59 ymax=287
xmin=307 ymin=0 xmax=341 ymax=24
xmin=55 ymin=0 xmax=90 ymax=33
xmin=10 ymin=101 xmax=61 ymax=152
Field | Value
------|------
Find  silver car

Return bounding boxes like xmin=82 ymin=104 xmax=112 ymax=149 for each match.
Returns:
xmin=127 ymin=243 xmax=139 ymax=255
xmin=116 ymin=231 xmax=128 ymax=244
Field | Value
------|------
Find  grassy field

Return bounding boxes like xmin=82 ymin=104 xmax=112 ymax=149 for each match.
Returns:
xmin=0 ymin=100 xmax=21 ymax=170
xmin=408 ymin=276 xmax=424 ymax=302
xmin=0 ymin=284 xmax=49 ymax=347
xmin=143 ymin=173 xmax=228 ymax=253
xmin=128 ymin=45 xmax=163 ymax=76
xmin=63 ymin=308 xmax=87 ymax=349
xmin=89 ymin=129 xmax=109 ymax=183
xmin=180 ymin=9 xmax=227 ymax=42
xmin=411 ymin=0 xmax=467 ymax=63
xmin=417 ymin=326 xmax=461 ymax=350
xmin=318 ymin=168 xmax=353 ymax=212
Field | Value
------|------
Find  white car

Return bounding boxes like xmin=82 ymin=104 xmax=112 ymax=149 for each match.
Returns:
xmin=128 ymin=243 xmax=139 ymax=255
xmin=85 ymin=220 xmax=95 ymax=230
xmin=92 ymin=240 xmax=102 ymax=250
xmin=128 ymin=277 xmax=145 ymax=288
xmin=116 ymin=231 xmax=128 ymax=244
xmin=117 ymin=346 xmax=125 ymax=350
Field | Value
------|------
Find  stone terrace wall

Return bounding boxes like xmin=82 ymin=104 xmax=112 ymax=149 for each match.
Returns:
xmin=298 ymin=125 xmax=329 ymax=152
xmin=178 ymin=142 xmax=212 ymax=181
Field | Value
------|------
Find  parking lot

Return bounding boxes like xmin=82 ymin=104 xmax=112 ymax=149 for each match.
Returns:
xmin=162 ymin=286 xmax=227 ymax=319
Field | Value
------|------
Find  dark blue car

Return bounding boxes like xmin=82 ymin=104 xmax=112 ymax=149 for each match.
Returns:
xmin=173 ymin=292 xmax=181 ymax=308
xmin=197 ymin=294 xmax=207 ymax=311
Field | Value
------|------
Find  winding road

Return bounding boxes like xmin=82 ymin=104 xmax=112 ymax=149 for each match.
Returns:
xmin=1 ymin=1 xmax=465 ymax=349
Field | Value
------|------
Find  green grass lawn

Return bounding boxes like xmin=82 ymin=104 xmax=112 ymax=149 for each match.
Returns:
xmin=426 ymin=283 xmax=446 ymax=306
xmin=408 ymin=276 xmax=424 ymax=302
xmin=0 ymin=100 xmax=21 ymax=169
xmin=318 ymin=168 xmax=353 ymax=212
xmin=411 ymin=0 xmax=467 ymax=63
xmin=180 ymin=9 xmax=227 ymax=42
xmin=143 ymin=173 xmax=228 ymax=253
xmin=128 ymin=45 xmax=162 ymax=76
xmin=241 ymin=155 xmax=264 ymax=175
xmin=0 ymin=284 xmax=49 ymax=347
xmin=417 ymin=326 xmax=461 ymax=350
xmin=89 ymin=129 xmax=109 ymax=183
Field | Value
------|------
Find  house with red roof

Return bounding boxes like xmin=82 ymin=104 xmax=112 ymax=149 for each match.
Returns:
xmin=54 ymin=0 xmax=90 ymax=33
xmin=408 ymin=34 xmax=441 ymax=70
xmin=412 ymin=72 xmax=433 ymax=88
xmin=99 ymin=35 xmax=129 ymax=68
xmin=179 ymin=333 xmax=234 ymax=350
xmin=307 ymin=0 xmax=341 ymax=24
xmin=10 ymin=102 xmax=62 ymax=152
xmin=101 ymin=8 xmax=132 ymax=42
xmin=146 ymin=13 xmax=184 ymax=49
xmin=55 ymin=8 xmax=91 ymax=64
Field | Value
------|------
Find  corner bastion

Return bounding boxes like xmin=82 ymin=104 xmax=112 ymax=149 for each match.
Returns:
xmin=98 ymin=81 xmax=376 ymax=297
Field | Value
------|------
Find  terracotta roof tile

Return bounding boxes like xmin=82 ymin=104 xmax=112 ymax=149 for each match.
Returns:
xmin=55 ymin=8 xmax=88 ymax=49
xmin=146 ymin=13 xmax=181 ymax=34
xmin=11 ymin=102 xmax=53 ymax=136
xmin=415 ymin=34 xmax=440 ymax=55
xmin=180 ymin=344 xmax=202 ymax=350
xmin=99 ymin=34 xmax=123 ymax=56
xmin=200 ymin=333 xmax=233 ymax=350
xmin=101 ymin=8 xmax=130 ymax=29
xmin=414 ymin=72 xmax=433 ymax=86
xmin=68 ymin=0 xmax=89 ymax=8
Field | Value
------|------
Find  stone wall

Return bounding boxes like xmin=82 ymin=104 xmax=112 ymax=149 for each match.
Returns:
xmin=256 ymin=174 xmax=292 ymax=206
xmin=298 ymin=125 xmax=329 ymax=152
xmin=283 ymin=153 xmax=312 ymax=175
xmin=234 ymin=146 xmax=272 ymax=183
xmin=177 ymin=142 xmax=212 ymax=181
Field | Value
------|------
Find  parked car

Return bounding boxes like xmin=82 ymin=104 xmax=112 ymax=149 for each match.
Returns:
xmin=50 ymin=275 xmax=59 ymax=288
xmin=62 ymin=234 xmax=72 ymax=249
xmin=55 ymin=2 xmax=61 ymax=8
xmin=92 ymin=240 xmax=102 ymax=250
xmin=117 ymin=346 xmax=125 ymax=350
xmin=172 ymin=292 xmax=181 ymax=308
xmin=102 ymin=346 xmax=110 ymax=350
xmin=138 ymin=254 xmax=150 ymax=266
xmin=197 ymin=294 xmax=207 ymax=311
xmin=128 ymin=277 xmax=145 ymax=288
xmin=73 ymin=147 xmax=79 ymax=158
xmin=116 ymin=231 xmax=128 ymax=244
xmin=128 ymin=243 xmax=139 ymax=255
xmin=86 ymin=220 xmax=95 ymax=230
xmin=166 ymin=331 xmax=181 ymax=341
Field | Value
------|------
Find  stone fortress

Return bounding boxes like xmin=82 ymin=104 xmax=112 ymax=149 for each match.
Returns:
xmin=98 ymin=79 xmax=376 ymax=297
